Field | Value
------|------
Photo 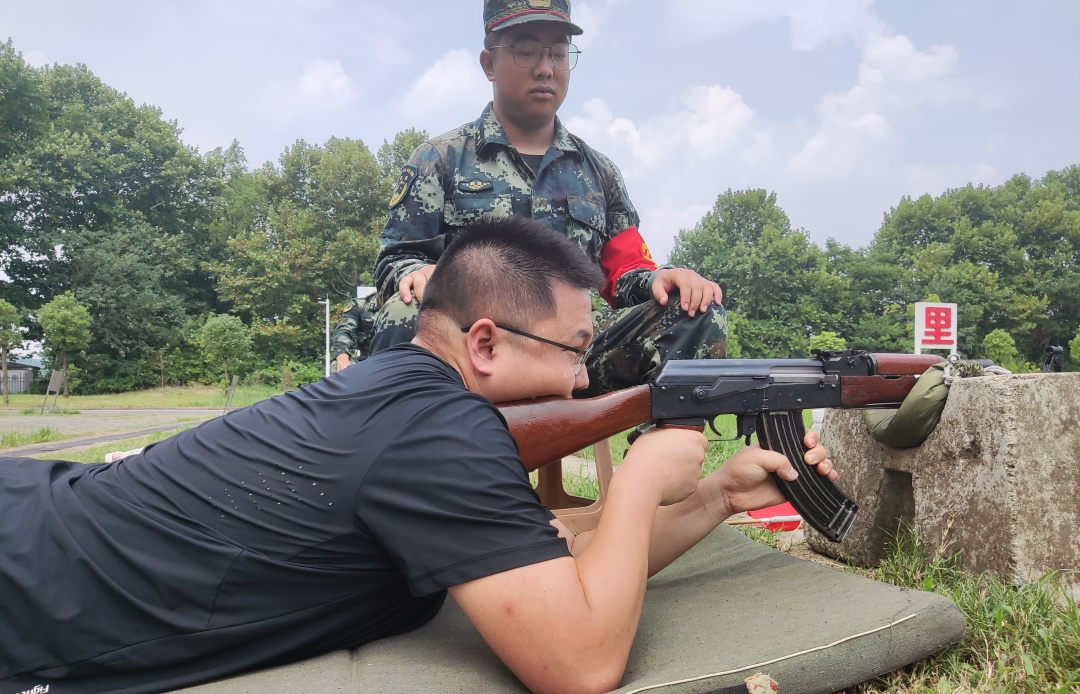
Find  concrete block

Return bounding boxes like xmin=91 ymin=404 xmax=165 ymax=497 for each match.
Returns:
xmin=807 ymin=372 xmax=1080 ymax=598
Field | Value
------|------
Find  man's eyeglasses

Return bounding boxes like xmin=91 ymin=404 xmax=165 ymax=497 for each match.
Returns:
xmin=461 ymin=322 xmax=591 ymax=374
xmin=489 ymin=40 xmax=580 ymax=71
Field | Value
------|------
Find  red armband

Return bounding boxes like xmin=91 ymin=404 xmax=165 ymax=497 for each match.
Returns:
xmin=599 ymin=226 xmax=658 ymax=306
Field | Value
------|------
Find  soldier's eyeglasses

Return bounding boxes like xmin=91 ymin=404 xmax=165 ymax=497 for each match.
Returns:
xmin=461 ymin=322 xmax=591 ymax=374
xmin=489 ymin=40 xmax=580 ymax=71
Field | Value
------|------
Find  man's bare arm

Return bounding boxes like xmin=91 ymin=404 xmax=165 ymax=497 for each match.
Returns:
xmin=449 ymin=428 xmax=707 ymax=694
xmin=569 ymin=429 xmax=834 ymax=576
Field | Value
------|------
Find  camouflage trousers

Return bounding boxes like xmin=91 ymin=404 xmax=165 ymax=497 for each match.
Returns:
xmin=369 ymin=292 xmax=728 ymax=398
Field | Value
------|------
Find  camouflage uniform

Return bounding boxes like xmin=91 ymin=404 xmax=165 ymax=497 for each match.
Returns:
xmin=330 ymin=294 xmax=378 ymax=371
xmin=371 ymin=103 xmax=727 ymax=395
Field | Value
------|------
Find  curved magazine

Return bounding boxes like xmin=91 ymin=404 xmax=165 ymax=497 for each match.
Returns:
xmin=757 ymin=411 xmax=858 ymax=542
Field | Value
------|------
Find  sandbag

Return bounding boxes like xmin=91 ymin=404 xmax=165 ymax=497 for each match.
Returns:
xmin=861 ymin=357 xmax=1006 ymax=448
xmin=861 ymin=362 xmax=949 ymax=448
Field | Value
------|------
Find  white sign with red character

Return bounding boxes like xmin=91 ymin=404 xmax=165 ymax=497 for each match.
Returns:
xmin=914 ymin=302 xmax=958 ymax=354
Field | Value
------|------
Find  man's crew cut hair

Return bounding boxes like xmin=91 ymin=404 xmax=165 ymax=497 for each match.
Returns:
xmin=420 ymin=216 xmax=604 ymax=329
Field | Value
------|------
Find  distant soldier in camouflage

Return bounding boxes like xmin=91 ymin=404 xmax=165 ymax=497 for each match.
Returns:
xmin=358 ymin=0 xmax=727 ymax=394
xmin=331 ymin=294 xmax=378 ymax=372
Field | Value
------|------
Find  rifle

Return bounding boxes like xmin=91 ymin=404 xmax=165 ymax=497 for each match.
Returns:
xmin=499 ymin=349 xmax=944 ymax=543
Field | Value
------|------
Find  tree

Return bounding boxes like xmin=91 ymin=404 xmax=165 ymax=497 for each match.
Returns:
xmin=0 ymin=41 xmax=47 ymax=161
xmin=376 ymin=128 xmax=429 ymax=188
xmin=808 ymin=331 xmax=846 ymax=354
xmin=73 ymin=220 xmax=192 ymax=391
xmin=1016 ymin=167 xmax=1080 ymax=353
xmin=0 ymin=299 xmax=22 ymax=405
xmin=209 ymin=137 xmax=389 ymax=364
xmin=0 ymin=42 xmax=48 ymax=310
xmin=982 ymin=329 xmax=1033 ymax=373
xmin=670 ymin=189 xmax=840 ymax=357
xmin=38 ymin=291 xmax=92 ymax=396
xmin=198 ymin=314 xmax=253 ymax=384
xmin=1 ymin=51 xmax=222 ymax=391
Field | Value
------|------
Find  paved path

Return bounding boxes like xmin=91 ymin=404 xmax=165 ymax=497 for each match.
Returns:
xmin=0 ymin=408 xmax=221 ymax=457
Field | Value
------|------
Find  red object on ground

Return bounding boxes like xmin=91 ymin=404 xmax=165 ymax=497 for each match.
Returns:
xmin=747 ymin=502 xmax=802 ymax=531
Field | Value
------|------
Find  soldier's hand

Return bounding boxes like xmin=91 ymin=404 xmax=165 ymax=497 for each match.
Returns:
xmin=399 ymin=264 xmax=437 ymax=304
xmin=650 ymin=268 xmax=722 ymax=317
xmin=336 ymin=353 xmax=353 ymax=372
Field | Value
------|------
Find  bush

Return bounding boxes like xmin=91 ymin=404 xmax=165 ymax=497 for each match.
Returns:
xmin=198 ymin=314 xmax=254 ymax=383
xmin=808 ymin=330 xmax=846 ymax=354
xmin=244 ymin=360 xmax=324 ymax=389
xmin=284 ymin=360 xmax=324 ymax=387
xmin=982 ymin=329 xmax=1035 ymax=372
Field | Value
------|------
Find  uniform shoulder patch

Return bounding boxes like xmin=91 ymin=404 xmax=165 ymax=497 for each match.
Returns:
xmin=389 ymin=165 xmax=418 ymax=209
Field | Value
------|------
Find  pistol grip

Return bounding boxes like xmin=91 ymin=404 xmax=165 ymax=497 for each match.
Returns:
xmin=756 ymin=411 xmax=858 ymax=543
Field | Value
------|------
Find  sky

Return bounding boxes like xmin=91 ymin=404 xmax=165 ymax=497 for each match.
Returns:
xmin=2 ymin=0 xmax=1079 ymax=262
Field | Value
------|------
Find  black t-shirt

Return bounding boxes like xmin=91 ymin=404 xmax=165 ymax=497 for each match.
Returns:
xmin=0 ymin=343 xmax=569 ymax=694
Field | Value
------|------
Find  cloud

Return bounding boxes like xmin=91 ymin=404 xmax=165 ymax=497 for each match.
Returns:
xmin=566 ymin=85 xmax=765 ymax=173
xmin=656 ymin=0 xmax=886 ymax=52
xmin=23 ymin=50 xmax=51 ymax=67
xmin=562 ymin=86 xmax=774 ymax=260
xmin=785 ymin=34 xmax=962 ymax=179
xmin=259 ymin=58 xmax=358 ymax=122
xmin=573 ymin=0 xmax=627 ymax=44
xmin=861 ymin=35 xmax=960 ymax=100
xmin=556 ymin=5 xmax=976 ymax=255
xmin=296 ymin=59 xmax=357 ymax=108
xmin=394 ymin=49 xmax=492 ymax=135
xmin=661 ymin=0 xmax=786 ymax=39
xmin=682 ymin=86 xmax=759 ymax=156
xmin=787 ymin=0 xmax=884 ymax=50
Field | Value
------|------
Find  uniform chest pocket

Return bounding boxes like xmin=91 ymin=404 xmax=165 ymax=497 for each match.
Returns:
xmin=566 ymin=195 xmax=606 ymax=258
xmin=445 ymin=193 xmax=515 ymax=228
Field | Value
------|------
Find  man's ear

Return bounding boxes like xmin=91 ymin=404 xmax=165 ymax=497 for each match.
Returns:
xmin=464 ymin=319 xmax=498 ymax=376
xmin=479 ymin=49 xmax=496 ymax=82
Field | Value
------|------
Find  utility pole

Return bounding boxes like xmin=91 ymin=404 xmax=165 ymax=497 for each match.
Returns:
xmin=318 ymin=297 xmax=330 ymax=377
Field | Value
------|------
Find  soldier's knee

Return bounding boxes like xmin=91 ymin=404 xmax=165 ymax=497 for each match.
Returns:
xmin=378 ymin=294 xmax=420 ymax=322
xmin=700 ymin=302 xmax=728 ymax=337
xmin=371 ymin=295 xmax=420 ymax=354
xmin=661 ymin=301 xmax=727 ymax=359
xmin=694 ymin=303 xmax=728 ymax=357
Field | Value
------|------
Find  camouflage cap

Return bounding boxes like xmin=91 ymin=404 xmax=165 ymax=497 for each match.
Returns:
xmin=484 ymin=0 xmax=583 ymax=36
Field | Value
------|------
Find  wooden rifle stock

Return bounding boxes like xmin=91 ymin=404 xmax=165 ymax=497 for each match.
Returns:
xmin=500 ymin=384 xmax=651 ymax=472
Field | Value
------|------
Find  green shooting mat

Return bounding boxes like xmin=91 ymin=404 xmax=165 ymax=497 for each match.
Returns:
xmin=173 ymin=524 xmax=964 ymax=694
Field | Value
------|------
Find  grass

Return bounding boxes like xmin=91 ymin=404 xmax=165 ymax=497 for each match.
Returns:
xmin=560 ymin=413 xmax=787 ymax=499
xmin=29 ymin=428 xmax=194 ymax=464
xmin=734 ymin=524 xmax=1080 ymax=693
xmin=0 ymin=384 xmax=283 ymax=411
xmin=0 ymin=425 xmax=64 ymax=448
xmin=848 ymin=530 xmax=1080 ymax=694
